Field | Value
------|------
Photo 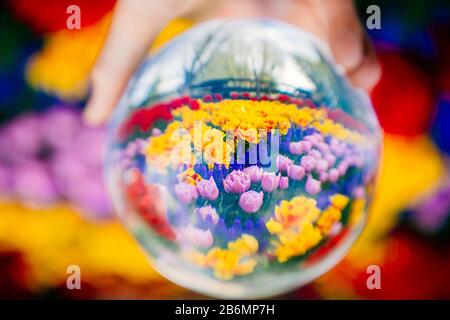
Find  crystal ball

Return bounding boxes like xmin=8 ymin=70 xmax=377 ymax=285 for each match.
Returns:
xmin=105 ymin=19 xmax=381 ymax=298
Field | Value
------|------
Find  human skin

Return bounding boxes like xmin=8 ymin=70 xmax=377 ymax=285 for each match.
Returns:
xmin=83 ymin=0 xmax=381 ymax=125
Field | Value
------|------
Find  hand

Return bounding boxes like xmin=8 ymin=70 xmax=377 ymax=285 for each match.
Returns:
xmin=83 ymin=0 xmax=381 ymax=125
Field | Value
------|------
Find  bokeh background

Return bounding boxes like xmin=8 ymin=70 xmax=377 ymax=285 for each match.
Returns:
xmin=1 ymin=0 xmax=450 ymax=299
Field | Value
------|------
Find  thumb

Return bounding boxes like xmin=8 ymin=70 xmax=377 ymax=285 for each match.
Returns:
xmin=83 ymin=0 xmax=172 ymax=126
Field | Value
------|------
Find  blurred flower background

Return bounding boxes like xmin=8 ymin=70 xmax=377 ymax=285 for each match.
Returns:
xmin=0 ymin=0 xmax=449 ymax=299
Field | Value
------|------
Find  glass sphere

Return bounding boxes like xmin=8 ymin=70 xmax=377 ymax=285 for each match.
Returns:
xmin=105 ymin=19 xmax=381 ymax=298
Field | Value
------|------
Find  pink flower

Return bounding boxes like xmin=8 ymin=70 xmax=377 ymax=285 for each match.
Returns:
xmin=328 ymin=168 xmax=340 ymax=183
xmin=289 ymin=142 xmax=303 ymax=155
xmin=337 ymin=161 xmax=349 ymax=176
xmin=279 ymin=176 xmax=289 ymax=189
xmin=261 ymin=172 xmax=280 ymax=192
xmin=289 ymin=140 xmax=313 ymax=155
xmin=287 ymin=164 xmax=305 ymax=181
xmin=304 ymin=135 xmax=318 ymax=145
xmin=276 ymin=155 xmax=293 ymax=172
xmin=319 ymin=171 xmax=329 ymax=182
xmin=305 ymin=175 xmax=321 ymax=195
xmin=316 ymin=142 xmax=330 ymax=154
xmin=196 ymin=176 xmax=219 ymax=201
xmin=301 ymin=140 xmax=312 ymax=153
xmin=197 ymin=205 xmax=219 ymax=225
xmin=244 ymin=165 xmax=263 ymax=183
xmin=316 ymin=159 xmax=328 ymax=173
xmin=324 ymin=153 xmax=337 ymax=167
xmin=174 ymin=182 xmax=198 ymax=204
xmin=301 ymin=155 xmax=317 ymax=172
xmin=353 ymin=186 xmax=365 ymax=198
xmin=239 ymin=190 xmax=264 ymax=213
xmin=313 ymin=133 xmax=324 ymax=142
xmin=308 ymin=150 xmax=322 ymax=160
xmin=151 ymin=128 xmax=162 ymax=136
xmin=330 ymin=139 xmax=346 ymax=157
xmin=223 ymin=170 xmax=251 ymax=193
xmin=13 ymin=161 xmax=58 ymax=205
xmin=176 ymin=225 xmax=213 ymax=248
xmin=348 ymin=155 xmax=364 ymax=168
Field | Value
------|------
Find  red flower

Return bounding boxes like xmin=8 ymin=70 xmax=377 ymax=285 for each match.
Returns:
xmin=118 ymin=97 xmax=199 ymax=140
xmin=371 ymin=50 xmax=436 ymax=136
xmin=8 ymin=0 xmax=116 ymax=34
xmin=125 ymin=169 xmax=175 ymax=240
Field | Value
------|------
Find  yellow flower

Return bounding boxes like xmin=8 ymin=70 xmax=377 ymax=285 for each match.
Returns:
xmin=266 ymin=196 xmax=323 ymax=262
xmin=26 ymin=18 xmax=193 ymax=101
xmin=227 ymin=234 xmax=259 ymax=255
xmin=26 ymin=14 xmax=111 ymax=100
xmin=273 ymin=222 xmax=323 ymax=263
xmin=266 ymin=194 xmax=349 ymax=262
xmin=348 ymin=198 xmax=366 ymax=227
xmin=0 ymin=202 xmax=162 ymax=290
xmin=145 ymin=99 xmax=367 ymax=169
xmin=267 ymin=196 xmax=321 ymax=235
xmin=317 ymin=206 xmax=341 ymax=235
xmin=185 ymin=234 xmax=259 ymax=280
xmin=312 ymin=119 xmax=365 ymax=144
xmin=177 ymin=168 xmax=202 ymax=185
xmin=329 ymin=194 xmax=350 ymax=210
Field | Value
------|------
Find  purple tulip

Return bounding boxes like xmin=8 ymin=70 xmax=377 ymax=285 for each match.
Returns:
xmin=301 ymin=155 xmax=317 ymax=172
xmin=244 ymin=165 xmax=263 ymax=183
xmin=239 ymin=190 xmax=264 ymax=214
xmin=349 ymin=155 xmax=364 ymax=168
xmin=308 ymin=150 xmax=322 ymax=160
xmin=174 ymin=182 xmax=198 ymax=204
xmin=72 ymin=125 xmax=106 ymax=166
xmin=276 ymin=155 xmax=293 ymax=173
xmin=337 ymin=161 xmax=349 ymax=176
xmin=41 ymin=107 xmax=81 ymax=150
xmin=319 ymin=171 xmax=329 ymax=182
xmin=2 ymin=114 xmax=42 ymax=160
xmin=312 ymin=133 xmax=324 ymax=142
xmin=176 ymin=225 xmax=213 ymax=248
xmin=330 ymin=139 xmax=346 ymax=157
xmin=13 ymin=161 xmax=58 ymax=205
xmin=196 ymin=176 xmax=219 ymax=201
xmin=304 ymin=135 xmax=318 ymax=145
xmin=287 ymin=164 xmax=305 ymax=181
xmin=197 ymin=205 xmax=219 ymax=225
xmin=50 ymin=149 xmax=88 ymax=193
xmin=65 ymin=171 xmax=112 ymax=220
xmin=305 ymin=175 xmax=321 ymax=195
xmin=324 ymin=153 xmax=337 ymax=167
xmin=223 ymin=170 xmax=251 ymax=193
xmin=151 ymin=128 xmax=162 ymax=136
xmin=261 ymin=172 xmax=280 ymax=192
xmin=352 ymin=186 xmax=365 ymax=198
xmin=328 ymin=168 xmax=340 ymax=183
xmin=301 ymin=140 xmax=313 ymax=153
xmin=316 ymin=142 xmax=330 ymax=154
xmin=316 ymin=159 xmax=328 ymax=173
xmin=279 ymin=176 xmax=289 ymax=189
xmin=0 ymin=164 xmax=12 ymax=194
xmin=289 ymin=142 xmax=303 ymax=155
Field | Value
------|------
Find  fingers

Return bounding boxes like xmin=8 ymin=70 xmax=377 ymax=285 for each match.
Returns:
xmin=346 ymin=34 xmax=381 ymax=92
xmin=275 ymin=0 xmax=381 ymax=92
xmin=83 ymin=0 xmax=173 ymax=126
xmin=325 ymin=0 xmax=381 ymax=91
